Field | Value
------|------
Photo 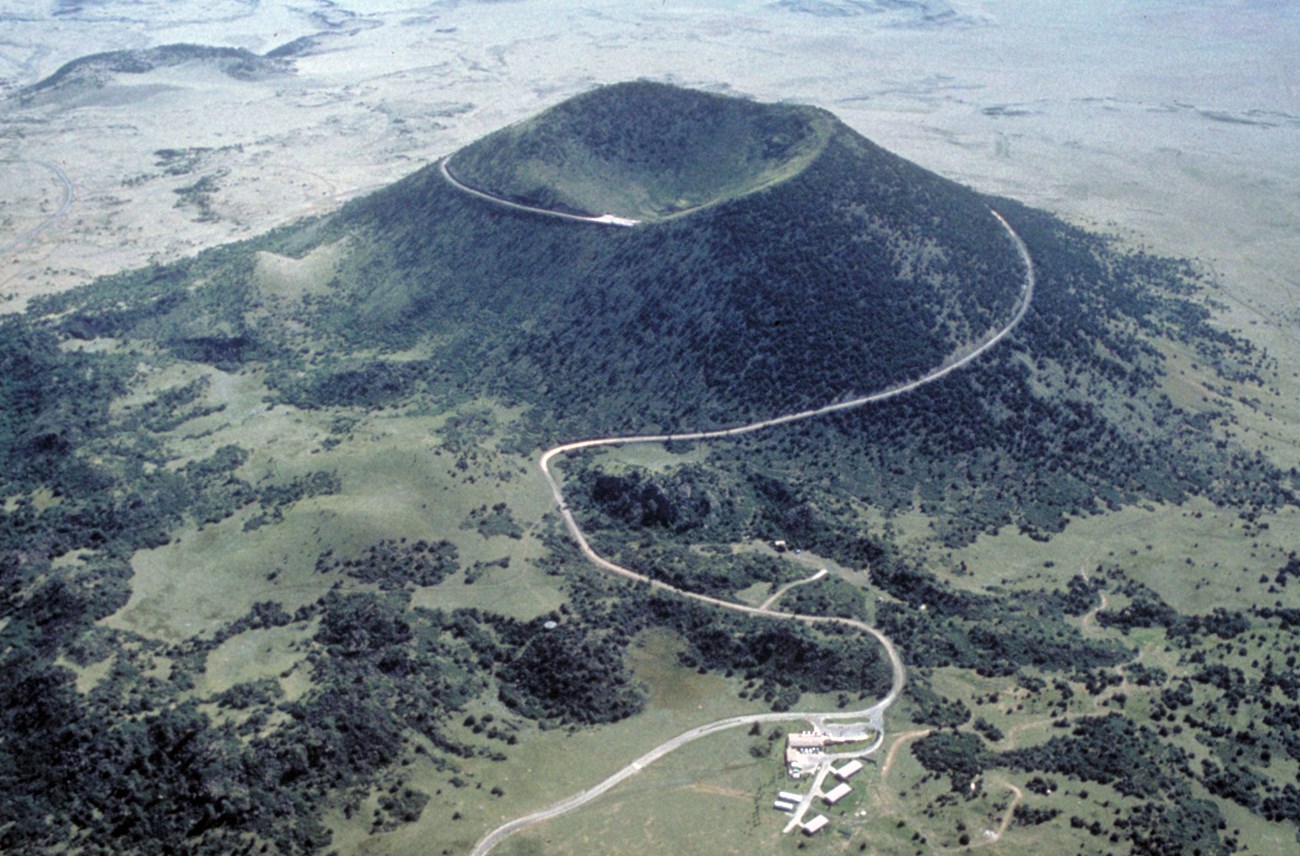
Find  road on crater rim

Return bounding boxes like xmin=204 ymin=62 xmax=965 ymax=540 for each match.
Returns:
xmin=439 ymin=158 xmax=640 ymax=227
xmin=445 ymin=163 xmax=1037 ymax=856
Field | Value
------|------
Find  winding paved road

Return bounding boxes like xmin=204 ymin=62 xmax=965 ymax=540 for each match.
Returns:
xmin=460 ymin=177 xmax=1035 ymax=854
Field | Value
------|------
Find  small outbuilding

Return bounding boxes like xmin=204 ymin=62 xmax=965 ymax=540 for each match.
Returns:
xmin=802 ymin=815 xmax=830 ymax=835
xmin=834 ymin=759 xmax=864 ymax=780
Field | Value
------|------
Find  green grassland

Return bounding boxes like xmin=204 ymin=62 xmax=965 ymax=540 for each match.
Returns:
xmin=492 ymin=726 xmax=793 ymax=856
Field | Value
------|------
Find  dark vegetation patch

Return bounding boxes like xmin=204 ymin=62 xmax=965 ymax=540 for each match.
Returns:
xmin=519 ymin=550 xmax=893 ymax=714
xmin=310 ymin=90 xmax=1025 ymax=433
xmin=314 ymin=539 xmax=459 ymax=590
xmin=571 ymin=461 xmax=1132 ymax=676
xmin=1012 ymin=803 xmax=1060 ymax=827
xmin=462 ymin=502 xmax=524 ymax=540
xmin=271 ymin=359 xmax=429 ymax=409
xmin=999 ymin=714 xmax=1189 ymax=797
xmin=710 ymin=200 xmax=1292 ymax=547
xmin=0 ymin=580 xmax=494 ymax=854
xmin=780 ymin=575 xmax=867 ymax=620
xmin=496 ymin=624 xmax=645 ymax=725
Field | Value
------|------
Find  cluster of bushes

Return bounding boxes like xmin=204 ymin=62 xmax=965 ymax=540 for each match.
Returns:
xmin=314 ymin=538 xmax=459 ymax=590
xmin=462 ymin=502 xmax=524 ymax=540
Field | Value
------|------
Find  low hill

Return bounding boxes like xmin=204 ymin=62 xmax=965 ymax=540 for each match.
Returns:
xmin=13 ymin=44 xmax=293 ymax=106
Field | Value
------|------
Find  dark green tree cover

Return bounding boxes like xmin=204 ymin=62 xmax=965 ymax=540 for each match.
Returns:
xmin=1125 ymin=799 xmax=1232 ymax=856
xmin=584 ymin=466 xmax=720 ymax=533
xmin=1200 ymin=758 xmax=1265 ymax=811
xmin=873 ymin=579 xmax=1130 ymax=678
xmin=641 ymin=595 xmax=890 ymax=708
xmin=525 ymin=549 xmax=893 ymax=710
xmin=0 ymin=320 xmax=131 ymax=495
xmin=564 ymin=460 xmax=806 ymax=596
xmin=707 ymin=200 xmax=1293 ymax=547
xmin=566 ymin=455 xmax=1126 ymax=677
xmin=27 ymin=89 xmax=1289 ymax=551
xmin=1272 ymin=554 xmax=1300 ymax=588
xmin=780 ymin=575 xmax=868 ymax=620
xmin=1011 ymin=803 xmax=1060 ymax=827
xmin=998 ymin=714 xmax=1190 ymax=798
xmin=271 ymin=358 xmax=429 ymax=409
xmin=1096 ymin=571 xmax=1251 ymax=642
xmin=910 ymin=729 xmax=988 ymax=792
xmin=496 ymin=624 xmax=645 ymax=725
xmin=462 ymin=502 xmax=525 ymax=540
xmin=264 ymin=86 xmax=1024 ymax=435
xmin=314 ymin=538 xmax=459 ymax=590
xmin=135 ymin=376 xmax=225 ymax=432
xmin=905 ymin=675 xmax=971 ymax=727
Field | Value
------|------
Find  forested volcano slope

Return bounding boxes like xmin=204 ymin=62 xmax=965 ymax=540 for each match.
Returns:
xmin=27 ymin=82 xmax=1287 ymax=533
xmin=312 ymin=82 xmax=1026 ymax=431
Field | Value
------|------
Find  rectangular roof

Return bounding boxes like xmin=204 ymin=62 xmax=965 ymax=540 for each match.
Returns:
xmin=823 ymin=782 xmax=853 ymax=804
xmin=835 ymin=759 xmax=865 ymax=780
xmin=803 ymin=815 xmax=830 ymax=835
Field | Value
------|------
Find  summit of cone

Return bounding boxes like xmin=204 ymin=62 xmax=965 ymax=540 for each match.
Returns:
xmin=445 ymin=81 xmax=836 ymax=221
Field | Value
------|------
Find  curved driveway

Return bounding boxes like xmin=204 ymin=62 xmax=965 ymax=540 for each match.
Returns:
xmin=467 ymin=194 xmax=1034 ymax=855
xmin=760 ymin=567 xmax=828 ymax=610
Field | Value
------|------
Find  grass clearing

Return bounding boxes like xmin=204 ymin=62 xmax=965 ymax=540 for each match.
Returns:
xmin=410 ymin=543 xmax=566 ymax=622
xmin=491 ymin=727 xmax=791 ymax=856
xmin=251 ymin=239 xmax=345 ymax=301
xmin=190 ymin=619 xmax=317 ymax=700
xmin=102 ymin=503 xmax=334 ymax=641
xmin=940 ymin=495 xmax=1298 ymax=616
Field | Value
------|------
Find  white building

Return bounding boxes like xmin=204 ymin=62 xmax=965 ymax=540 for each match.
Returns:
xmin=834 ymin=759 xmax=864 ymax=780
xmin=803 ymin=815 xmax=830 ymax=835
xmin=823 ymin=782 xmax=852 ymax=805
